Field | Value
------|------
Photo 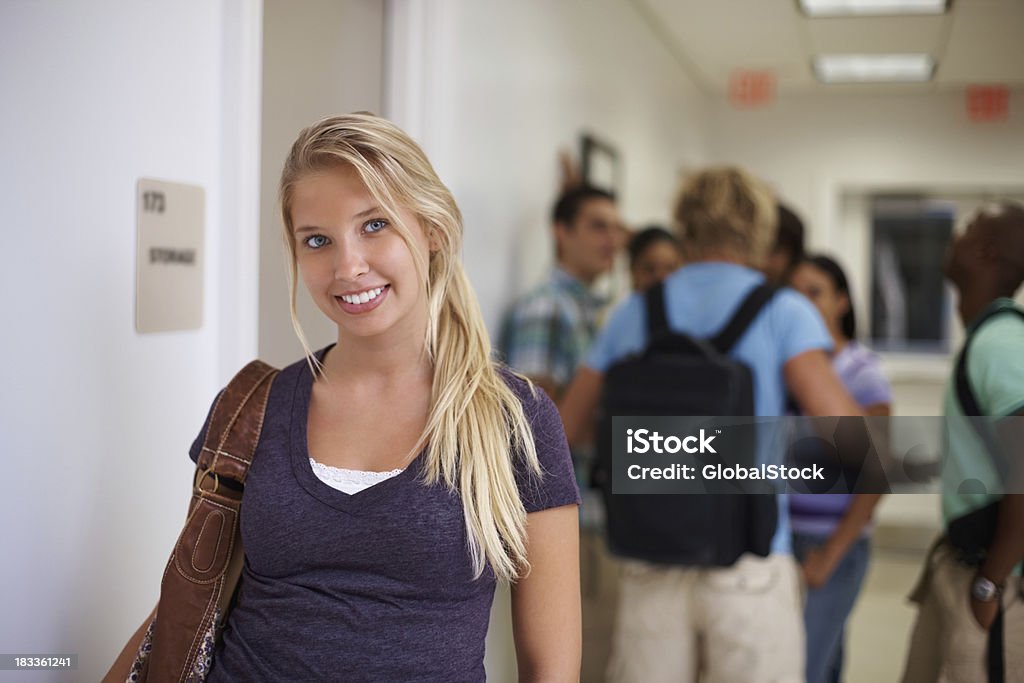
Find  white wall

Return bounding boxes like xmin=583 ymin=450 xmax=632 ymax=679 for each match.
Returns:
xmin=258 ymin=0 xmax=385 ymax=367
xmin=707 ymin=90 xmax=1024 ymax=251
xmin=387 ymin=0 xmax=710 ymax=335
xmin=0 ymin=1 xmax=262 ymax=680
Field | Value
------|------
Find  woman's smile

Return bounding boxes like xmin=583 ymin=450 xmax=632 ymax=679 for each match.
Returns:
xmin=335 ymin=284 xmax=390 ymax=313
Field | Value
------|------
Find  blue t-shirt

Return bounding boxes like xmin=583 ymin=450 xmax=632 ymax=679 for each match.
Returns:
xmin=189 ymin=352 xmax=580 ymax=682
xmin=585 ymin=262 xmax=832 ymax=554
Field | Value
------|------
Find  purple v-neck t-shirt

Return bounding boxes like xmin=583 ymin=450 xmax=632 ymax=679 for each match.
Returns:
xmin=188 ymin=351 xmax=580 ymax=681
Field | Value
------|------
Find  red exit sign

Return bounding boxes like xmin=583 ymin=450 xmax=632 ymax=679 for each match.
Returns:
xmin=729 ymin=70 xmax=776 ymax=109
xmin=966 ymin=85 xmax=1010 ymax=122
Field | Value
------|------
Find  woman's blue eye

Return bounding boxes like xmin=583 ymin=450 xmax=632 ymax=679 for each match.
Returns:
xmin=304 ymin=235 xmax=329 ymax=249
xmin=364 ymin=219 xmax=388 ymax=234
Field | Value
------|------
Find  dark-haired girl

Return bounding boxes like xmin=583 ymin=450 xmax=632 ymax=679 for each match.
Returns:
xmin=789 ymin=254 xmax=892 ymax=683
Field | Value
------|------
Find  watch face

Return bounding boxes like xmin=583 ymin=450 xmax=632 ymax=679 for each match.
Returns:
xmin=972 ymin=577 xmax=998 ymax=602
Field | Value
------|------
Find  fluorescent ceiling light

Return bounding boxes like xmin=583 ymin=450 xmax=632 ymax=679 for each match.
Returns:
xmin=799 ymin=0 xmax=948 ymax=16
xmin=814 ymin=54 xmax=935 ymax=83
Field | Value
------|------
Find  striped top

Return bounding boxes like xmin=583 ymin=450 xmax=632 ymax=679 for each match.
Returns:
xmin=789 ymin=341 xmax=892 ymax=537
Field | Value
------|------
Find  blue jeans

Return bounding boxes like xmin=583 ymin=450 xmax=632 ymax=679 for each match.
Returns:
xmin=792 ymin=533 xmax=871 ymax=683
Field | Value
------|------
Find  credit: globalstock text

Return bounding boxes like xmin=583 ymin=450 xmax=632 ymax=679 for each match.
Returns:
xmin=624 ymin=428 xmax=824 ymax=482
xmin=626 ymin=462 xmax=826 ymax=481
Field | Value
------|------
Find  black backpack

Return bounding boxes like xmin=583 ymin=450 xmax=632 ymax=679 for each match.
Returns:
xmin=947 ymin=304 xmax=1024 ymax=562
xmin=593 ymin=280 xmax=780 ymax=567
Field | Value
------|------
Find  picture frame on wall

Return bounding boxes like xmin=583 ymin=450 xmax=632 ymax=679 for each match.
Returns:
xmin=580 ymin=133 xmax=621 ymax=196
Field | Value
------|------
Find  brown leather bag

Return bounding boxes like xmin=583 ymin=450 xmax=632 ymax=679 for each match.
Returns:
xmin=129 ymin=360 xmax=279 ymax=682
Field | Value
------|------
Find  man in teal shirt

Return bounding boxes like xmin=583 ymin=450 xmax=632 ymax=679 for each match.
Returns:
xmin=902 ymin=202 xmax=1024 ymax=682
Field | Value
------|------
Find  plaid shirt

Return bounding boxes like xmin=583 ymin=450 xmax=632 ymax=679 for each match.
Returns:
xmin=498 ymin=267 xmax=607 ymax=389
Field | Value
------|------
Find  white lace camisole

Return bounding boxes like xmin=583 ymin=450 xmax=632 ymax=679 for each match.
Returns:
xmin=309 ymin=458 xmax=404 ymax=495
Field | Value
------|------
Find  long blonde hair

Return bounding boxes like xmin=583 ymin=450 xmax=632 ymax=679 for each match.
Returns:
xmin=279 ymin=113 xmax=541 ymax=581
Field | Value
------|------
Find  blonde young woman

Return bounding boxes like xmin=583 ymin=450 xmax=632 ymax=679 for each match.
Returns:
xmin=108 ymin=113 xmax=581 ymax=682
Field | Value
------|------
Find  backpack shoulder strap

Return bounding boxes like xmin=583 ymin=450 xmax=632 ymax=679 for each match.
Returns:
xmin=711 ymin=284 xmax=779 ymax=353
xmin=644 ymin=281 xmax=671 ymax=341
xmin=955 ymin=307 xmax=1024 ymax=417
xmin=195 ymin=359 xmax=280 ymax=487
xmin=954 ymin=307 xmax=1024 ymax=482
xmin=955 ymin=344 xmax=982 ymax=418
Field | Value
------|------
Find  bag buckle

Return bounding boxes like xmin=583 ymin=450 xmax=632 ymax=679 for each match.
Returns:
xmin=194 ymin=466 xmax=220 ymax=495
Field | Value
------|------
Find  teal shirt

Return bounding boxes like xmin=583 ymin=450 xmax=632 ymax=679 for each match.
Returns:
xmin=941 ymin=299 xmax=1024 ymax=555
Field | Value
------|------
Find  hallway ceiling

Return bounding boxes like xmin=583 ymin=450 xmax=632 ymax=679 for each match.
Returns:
xmin=634 ymin=0 xmax=1024 ymax=93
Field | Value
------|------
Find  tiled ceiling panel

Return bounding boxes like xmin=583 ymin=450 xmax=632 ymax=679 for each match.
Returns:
xmin=940 ymin=0 xmax=1024 ymax=84
xmin=805 ymin=15 xmax=947 ymax=54
xmin=635 ymin=0 xmax=1024 ymax=93
xmin=642 ymin=0 xmax=809 ymax=90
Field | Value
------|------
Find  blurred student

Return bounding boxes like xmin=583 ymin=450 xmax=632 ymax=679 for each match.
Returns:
xmin=560 ymin=167 xmax=862 ymax=683
xmin=499 ymin=185 xmax=620 ymax=400
xmin=763 ymin=202 xmax=806 ymax=285
xmin=627 ymin=225 xmax=683 ymax=292
xmin=789 ymin=254 xmax=891 ymax=683
xmin=902 ymin=202 xmax=1024 ymax=683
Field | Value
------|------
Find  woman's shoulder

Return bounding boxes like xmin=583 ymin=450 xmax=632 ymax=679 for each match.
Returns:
xmin=496 ymin=364 xmax=544 ymax=406
xmin=494 ymin=364 xmax=580 ymax=510
xmin=836 ymin=341 xmax=892 ymax=404
xmin=838 ymin=341 xmax=884 ymax=372
xmin=280 ymin=353 xmax=317 ymax=376
xmin=266 ymin=348 xmax=333 ymax=385
xmin=495 ymin=364 xmax=564 ymax=425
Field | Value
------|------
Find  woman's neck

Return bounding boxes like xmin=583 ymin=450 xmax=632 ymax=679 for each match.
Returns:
xmin=829 ymin=327 xmax=849 ymax=355
xmin=325 ymin=319 xmax=433 ymax=387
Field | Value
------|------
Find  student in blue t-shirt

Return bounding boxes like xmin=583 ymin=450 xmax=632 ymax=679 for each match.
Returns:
xmin=107 ymin=113 xmax=582 ymax=682
xmin=789 ymin=253 xmax=892 ymax=683
xmin=559 ymin=167 xmax=863 ymax=683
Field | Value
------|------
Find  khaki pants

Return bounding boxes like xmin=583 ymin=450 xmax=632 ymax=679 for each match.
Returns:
xmin=902 ymin=541 xmax=1024 ymax=683
xmin=607 ymin=553 xmax=804 ymax=683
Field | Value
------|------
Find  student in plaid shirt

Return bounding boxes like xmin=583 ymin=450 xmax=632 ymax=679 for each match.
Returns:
xmin=499 ymin=185 xmax=620 ymax=401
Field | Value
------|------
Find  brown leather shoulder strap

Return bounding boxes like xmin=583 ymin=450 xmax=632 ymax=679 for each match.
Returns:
xmin=195 ymin=360 xmax=279 ymax=486
xmin=145 ymin=360 xmax=279 ymax=683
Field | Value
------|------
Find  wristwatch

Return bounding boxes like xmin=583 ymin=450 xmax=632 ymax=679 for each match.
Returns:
xmin=971 ymin=575 xmax=1004 ymax=603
